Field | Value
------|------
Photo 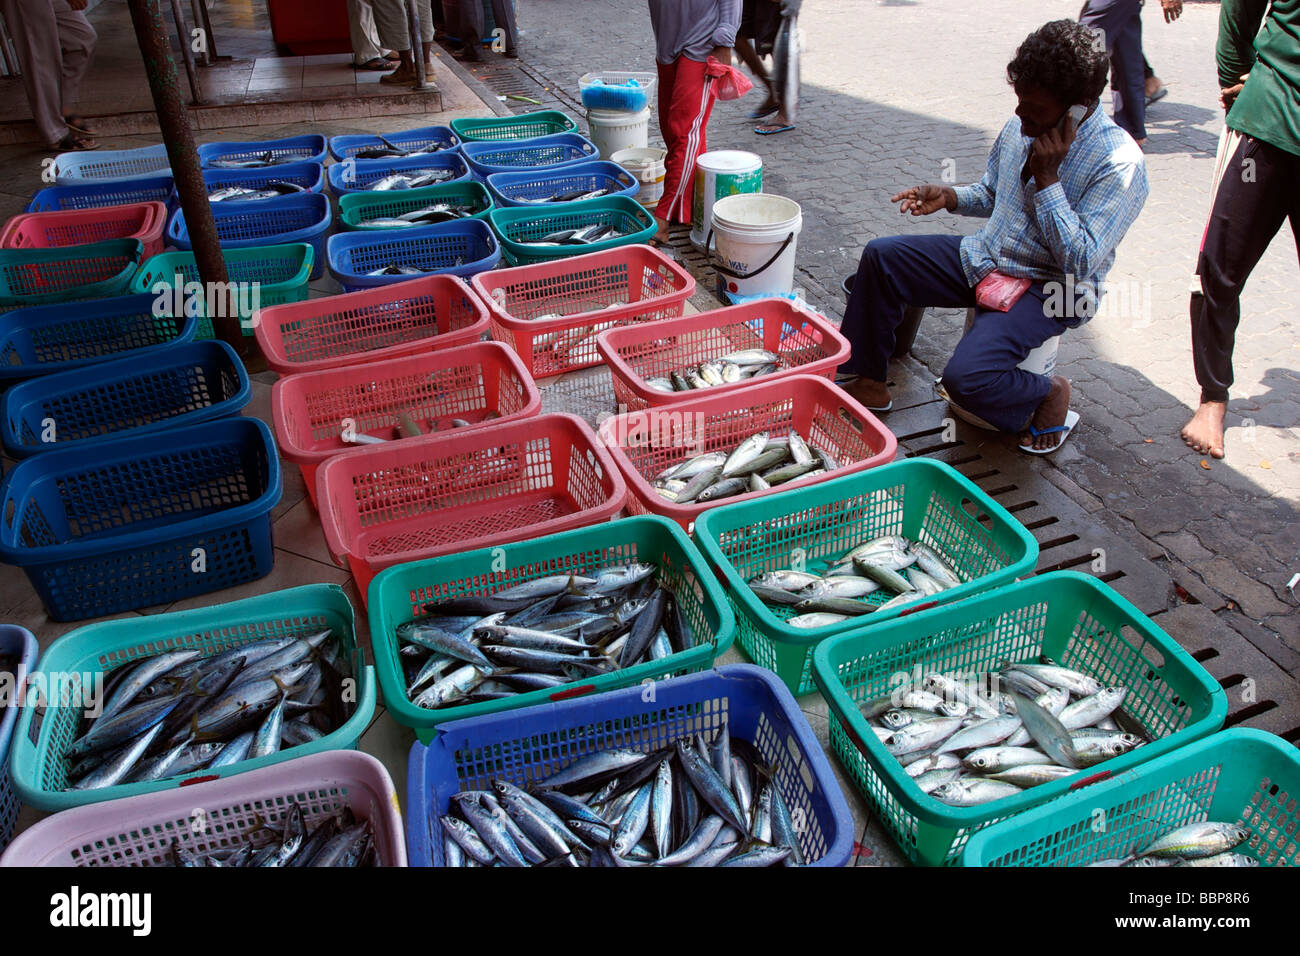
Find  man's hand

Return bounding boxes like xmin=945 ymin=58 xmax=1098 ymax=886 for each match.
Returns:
xmin=891 ymin=184 xmax=957 ymax=216
xmin=1029 ymin=110 xmax=1077 ymax=189
xmin=1221 ymin=73 xmax=1249 ymax=111
xmin=709 ymin=46 xmax=732 ymax=66
xmin=1160 ymin=0 xmax=1182 ymax=23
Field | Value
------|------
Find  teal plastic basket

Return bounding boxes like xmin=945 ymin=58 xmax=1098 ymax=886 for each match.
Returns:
xmin=962 ymin=729 xmax=1300 ymax=866
xmin=692 ymin=458 xmax=1039 ymax=695
xmin=0 ymin=239 xmax=142 ymax=309
xmin=8 ymin=584 xmax=377 ymax=812
xmin=812 ymin=571 xmax=1229 ymax=866
xmin=368 ymin=515 xmax=735 ymax=744
xmin=449 ymin=110 xmax=579 ymax=142
xmin=489 ymin=196 xmax=656 ymax=266
xmin=338 ymin=180 xmax=494 ymax=230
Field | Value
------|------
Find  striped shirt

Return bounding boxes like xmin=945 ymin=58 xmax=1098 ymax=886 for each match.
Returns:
xmin=952 ymin=108 xmax=1149 ymax=322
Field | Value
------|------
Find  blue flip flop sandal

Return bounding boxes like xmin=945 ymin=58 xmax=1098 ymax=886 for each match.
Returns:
xmin=755 ymin=124 xmax=796 ymax=136
xmin=1020 ymin=409 xmax=1080 ymax=455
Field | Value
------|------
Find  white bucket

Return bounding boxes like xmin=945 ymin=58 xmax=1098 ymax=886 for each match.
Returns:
xmin=709 ymin=193 xmax=802 ymax=299
xmin=611 ymin=146 xmax=666 ymax=208
xmin=586 ymin=107 xmax=650 ymax=160
xmin=944 ymin=308 xmax=1062 ymax=429
xmin=690 ymin=150 xmax=762 ymax=248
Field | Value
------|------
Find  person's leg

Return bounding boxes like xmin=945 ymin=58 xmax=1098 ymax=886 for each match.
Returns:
xmin=348 ymin=0 xmax=385 ymax=65
xmin=1182 ymin=135 xmax=1295 ymax=457
xmin=655 ymin=56 xmax=714 ymax=229
xmin=455 ymin=0 xmax=485 ymax=61
xmin=488 ymin=0 xmax=518 ymax=54
xmin=940 ymin=289 xmax=1073 ymax=441
xmin=1 ymin=0 xmax=69 ymax=146
xmin=1110 ymin=3 xmax=1146 ymax=142
xmin=838 ymin=234 xmax=975 ymax=409
xmin=50 ymin=0 xmax=95 ymax=115
xmin=734 ymin=36 xmax=775 ymax=112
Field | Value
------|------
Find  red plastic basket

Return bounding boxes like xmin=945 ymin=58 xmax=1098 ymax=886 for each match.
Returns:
xmin=469 ymin=244 xmax=694 ymax=379
xmin=271 ymin=341 xmax=542 ymax=508
xmin=596 ymin=298 xmax=852 ymax=412
xmin=254 ymin=274 xmax=489 ymax=375
xmin=0 ymin=202 xmax=168 ymax=259
xmin=316 ymin=413 xmax=626 ymax=597
xmin=596 ymin=374 xmax=898 ymax=532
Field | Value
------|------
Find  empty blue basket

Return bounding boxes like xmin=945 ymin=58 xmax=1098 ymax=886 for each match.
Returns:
xmin=167 ymin=193 xmax=332 ymax=279
xmin=461 ymin=132 xmax=600 ymax=179
xmin=327 ymin=219 xmax=501 ymax=291
xmin=26 ymin=176 xmax=177 ymax=214
xmin=52 ymin=144 xmax=171 ymax=184
xmin=328 ymin=126 xmax=460 ymax=162
xmin=0 ymin=417 xmax=282 ymax=622
xmin=197 ymin=135 xmax=328 ymax=168
xmin=1 ymin=340 xmax=250 ymax=458
xmin=326 ymin=152 xmax=471 ymax=196
xmin=0 ymin=294 xmax=196 ymax=385
xmin=486 ymin=160 xmax=640 ymax=207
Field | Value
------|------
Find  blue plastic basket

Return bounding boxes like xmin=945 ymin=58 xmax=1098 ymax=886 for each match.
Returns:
xmin=405 ymin=664 xmax=856 ymax=867
xmin=0 ymin=624 xmax=38 ymax=851
xmin=0 ymin=294 xmax=196 ymax=384
xmin=52 ymin=144 xmax=171 ymax=184
xmin=1 ymin=340 xmax=250 ymax=458
xmin=26 ymin=176 xmax=176 ymax=214
xmin=327 ymin=219 xmax=501 ymax=291
xmin=460 ymin=132 xmax=600 ymax=179
xmin=485 ymin=160 xmax=639 ymax=207
xmin=0 ymin=239 xmax=143 ymax=309
xmin=167 ymin=193 xmax=332 ymax=279
xmin=197 ymin=135 xmax=328 ymax=168
xmin=0 ymin=417 xmax=282 ymax=622
xmin=328 ymin=126 xmax=460 ymax=161
xmin=325 ymin=152 xmax=471 ymax=197
xmin=201 ymin=161 xmax=325 ymax=197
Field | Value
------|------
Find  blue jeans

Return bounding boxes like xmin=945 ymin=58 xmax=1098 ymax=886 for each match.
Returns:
xmin=839 ymin=234 xmax=1072 ymax=433
xmin=1080 ymin=0 xmax=1145 ymax=141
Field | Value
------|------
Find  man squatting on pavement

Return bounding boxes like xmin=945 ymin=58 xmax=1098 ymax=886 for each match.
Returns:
xmin=839 ymin=19 xmax=1150 ymax=453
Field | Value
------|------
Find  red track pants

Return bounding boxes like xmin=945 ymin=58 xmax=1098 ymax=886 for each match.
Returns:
xmin=655 ymin=56 xmax=716 ymax=225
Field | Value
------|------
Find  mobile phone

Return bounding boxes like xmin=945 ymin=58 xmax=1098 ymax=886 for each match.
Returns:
xmin=1062 ymin=104 xmax=1087 ymax=131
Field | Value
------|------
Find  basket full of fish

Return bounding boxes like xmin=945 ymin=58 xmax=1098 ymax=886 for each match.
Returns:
xmin=598 ymin=374 xmax=897 ymax=531
xmin=201 ymin=161 xmax=325 ymax=200
xmin=469 ymin=244 xmax=694 ymax=379
xmin=461 ymin=133 xmax=600 ymax=180
xmin=596 ymin=298 xmax=851 ymax=412
xmin=328 ymin=125 xmax=460 ymax=161
xmin=327 ymin=219 xmax=501 ymax=291
xmin=6 ymin=584 xmax=377 ymax=812
xmin=692 ymin=458 xmax=1039 ymax=695
xmin=489 ymin=195 xmax=657 ymax=266
xmin=168 ymin=192 xmax=332 ymax=279
xmin=325 ymin=152 xmax=471 ymax=196
xmin=270 ymin=341 xmax=542 ymax=508
xmin=485 ymin=160 xmax=640 ymax=208
xmin=406 ymin=664 xmax=853 ymax=866
xmin=338 ymin=180 xmax=494 ymax=231
xmin=255 ymin=274 xmax=490 ymax=375
xmin=812 ymin=571 xmax=1228 ymax=866
xmin=962 ymin=728 xmax=1298 ymax=867
xmin=197 ymin=135 xmax=328 ymax=168
xmin=0 ymin=750 xmax=405 ymax=866
xmin=368 ymin=515 xmax=733 ymax=740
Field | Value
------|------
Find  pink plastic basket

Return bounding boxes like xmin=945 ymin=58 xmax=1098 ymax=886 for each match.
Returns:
xmin=254 ymin=274 xmax=490 ymax=375
xmin=0 ymin=751 xmax=406 ymax=867
xmin=271 ymin=341 xmax=542 ymax=508
xmin=597 ymin=374 xmax=898 ymax=532
xmin=0 ymin=202 xmax=168 ymax=260
xmin=469 ymin=243 xmax=694 ymax=379
xmin=317 ymin=412 xmax=626 ymax=598
xmin=596 ymin=298 xmax=852 ymax=412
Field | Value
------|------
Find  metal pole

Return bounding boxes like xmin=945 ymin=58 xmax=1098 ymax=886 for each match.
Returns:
xmin=167 ymin=0 xmax=204 ymax=103
xmin=127 ymin=0 xmax=246 ymax=354
xmin=406 ymin=0 xmax=428 ymax=89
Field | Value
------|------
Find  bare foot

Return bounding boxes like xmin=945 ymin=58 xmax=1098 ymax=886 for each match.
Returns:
xmin=652 ymin=215 xmax=670 ymax=245
xmin=843 ymin=376 xmax=892 ymax=411
xmin=1020 ymin=375 xmax=1072 ymax=451
xmin=1180 ymin=400 xmax=1226 ymax=459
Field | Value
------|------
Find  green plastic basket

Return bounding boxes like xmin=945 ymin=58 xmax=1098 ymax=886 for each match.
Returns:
xmin=8 ymin=584 xmax=378 ymax=812
xmin=811 ymin=571 xmax=1228 ymax=866
xmin=692 ymin=458 xmax=1039 ymax=695
xmin=962 ymin=728 xmax=1300 ymax=866
xmin=367 ymin=515 xmax=735 ymax=743
xmin=488 ymin=196 xmax=657 ymax=266
xmin=449 ymin=110 xmax=579 ymax=142
xmin=0 ymin=238 xmax=142 ymax=309
xmin=129 ymin=243 xmax=314 ymax=339
xmin=338 ymin=181 xmax=494 ymax=231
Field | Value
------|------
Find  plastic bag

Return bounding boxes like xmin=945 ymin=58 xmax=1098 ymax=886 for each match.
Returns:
xmin=974 ymin=270 xmax=1033 ymax=312
xmin=706 ymin=57 xmax=754 ymax=101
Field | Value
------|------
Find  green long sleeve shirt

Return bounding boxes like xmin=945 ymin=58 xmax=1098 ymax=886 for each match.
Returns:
xmin=1220 ymin=0 xmax=1300 ymax=156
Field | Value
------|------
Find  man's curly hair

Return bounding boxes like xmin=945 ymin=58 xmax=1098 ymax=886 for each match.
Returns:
xmin=1007 ymin=19 xmax=1109 ymax=106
